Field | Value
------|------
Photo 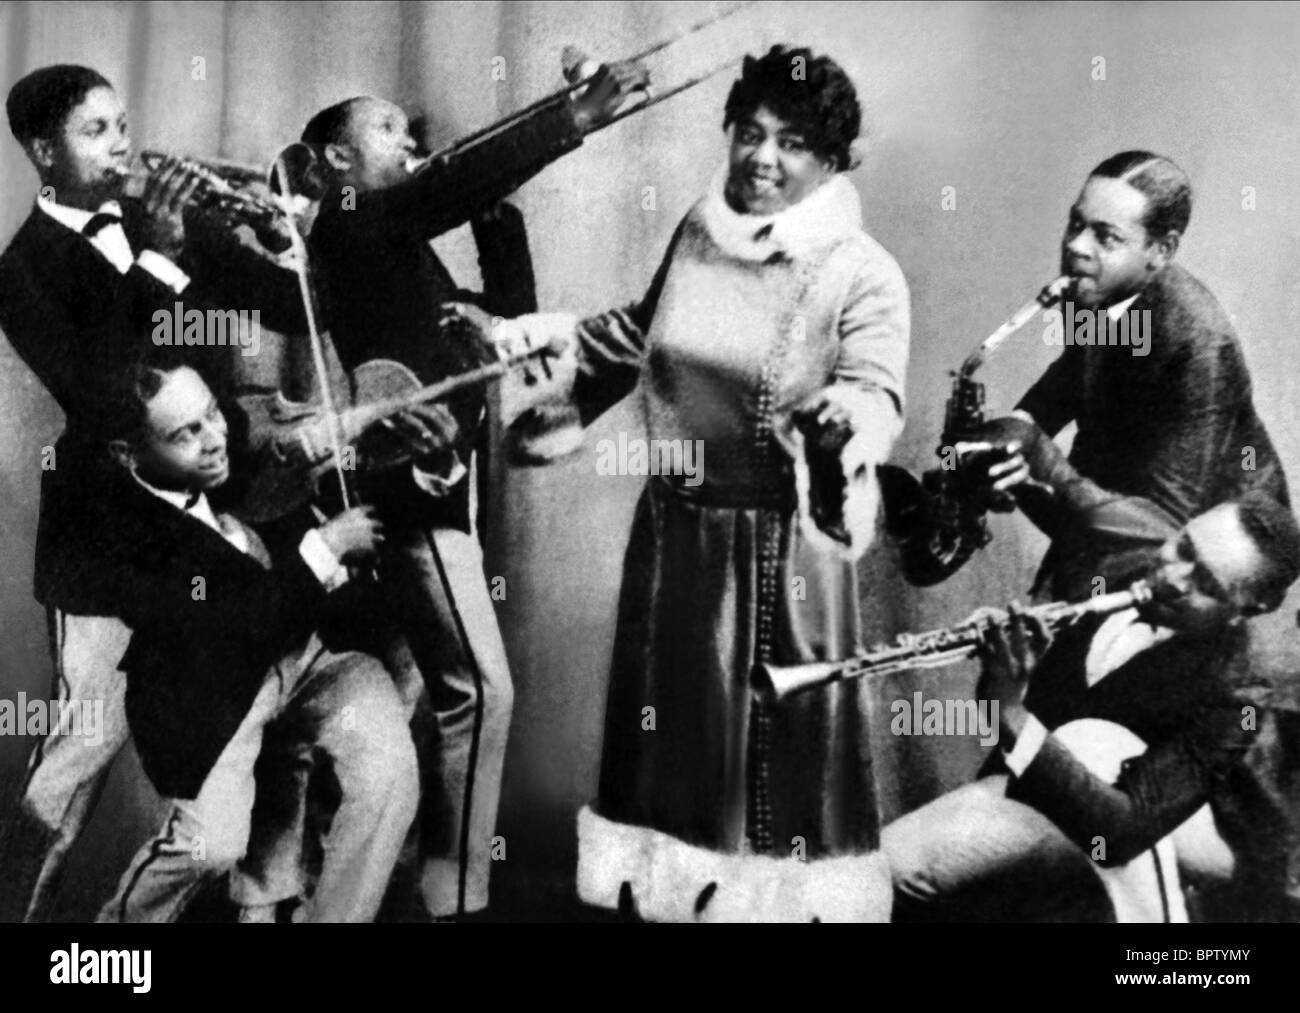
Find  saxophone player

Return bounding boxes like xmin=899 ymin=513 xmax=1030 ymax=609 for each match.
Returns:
xmin=874 ymin=152 xmax=1300 ymax=918
xmin=892 ymin=152 xmax=1288 ymax=596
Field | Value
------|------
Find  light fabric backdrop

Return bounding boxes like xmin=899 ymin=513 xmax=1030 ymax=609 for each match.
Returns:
xmin=2 ymin=0 xmax=1297 ymax=918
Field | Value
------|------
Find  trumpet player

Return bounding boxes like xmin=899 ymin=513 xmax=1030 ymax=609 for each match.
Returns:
xmin=0 ymin=64 xmax=306 ymax=922
xmin=880 ymin=489 xmax=1300 ymax=922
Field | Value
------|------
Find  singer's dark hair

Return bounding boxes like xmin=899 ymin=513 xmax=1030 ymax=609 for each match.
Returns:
xmin=7 ymin=64 xmax=112 ymax=145
xmin=723 ymin=45 xmax=860 ymax=171
xmin=1089 ymin=150 xmax=1192 ymax=239
xmin=1234 ymin=492 xmax=1300 ymax=615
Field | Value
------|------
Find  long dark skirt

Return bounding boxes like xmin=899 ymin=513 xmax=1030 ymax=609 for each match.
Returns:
xmin=596 ymin=477 xmax=881 ymax=858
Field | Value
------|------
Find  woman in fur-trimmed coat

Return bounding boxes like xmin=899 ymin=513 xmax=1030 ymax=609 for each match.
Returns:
xmin=501 ymin=47 xmax=910 ymax=921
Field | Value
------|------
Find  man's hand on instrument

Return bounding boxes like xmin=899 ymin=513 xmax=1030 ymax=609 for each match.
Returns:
xmin=441 ymin=302 xmax=547 ymax=364
xmin=953 ymin=414 xmax=1060 ymax=510
xmin=975 ymin=604 xmax=1052 ymax=709
xmin=570 ymin=59 xmax=652 ymax=133
xmin=439 ymin=301 xmax=496 ymax=339
xmin=380 ymin=403 xmax=458 ymax=460
xmin=141 ymin=155 xmax=203 ymax=260
xmin=242 ymin=182 xmax=296 ymax=255
xmin=438 ymin=301 xmax=507 ymax=367
xmin=318 ymin=505 xmax=385 ymax=565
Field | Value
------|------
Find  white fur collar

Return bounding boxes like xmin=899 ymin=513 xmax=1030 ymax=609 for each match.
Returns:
xmin=697 ymin=165 xmax=863 ymax=262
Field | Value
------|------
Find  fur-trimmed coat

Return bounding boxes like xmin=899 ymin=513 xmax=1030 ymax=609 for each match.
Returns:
xmin=509 ymin=171 xmax=910 ymax=919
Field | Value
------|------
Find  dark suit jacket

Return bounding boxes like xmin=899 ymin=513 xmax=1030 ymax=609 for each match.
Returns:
xmin=1010 ymin=616 xmax=1291 ymax=920
xmin=308 ymin=94 xmax=580 ymax=531
xmin=1018 ymin=264 xmax=1288 ymax=526
xmin=0 ymin=199 xmax=305 ymax=613
xmin=103 ymin=470 xmax=330 ymax=799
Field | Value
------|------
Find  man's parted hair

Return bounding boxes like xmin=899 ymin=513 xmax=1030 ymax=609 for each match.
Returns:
xmin=723 ymin=45 xmax=861 ymax=172
xmin=1089 ymin=150 xmax=1192 ymax=240
xmin=1235 ymin=491 xmax=1300 ymax=615
xmin=104 ymin=354 xmax=195 ymax=444
xmin=6 ymin=64 xmax=111 ymax=145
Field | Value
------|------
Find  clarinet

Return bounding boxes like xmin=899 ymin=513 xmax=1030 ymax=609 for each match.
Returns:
xmin=897 ymin=277 xmax=1071 ymax=586
xmin=755 ymin=578 xmax=1156 ymax=702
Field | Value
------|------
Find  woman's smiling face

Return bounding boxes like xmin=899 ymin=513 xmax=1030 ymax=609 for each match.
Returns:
xmin=725 ymin=104 xmax=834 ymax=216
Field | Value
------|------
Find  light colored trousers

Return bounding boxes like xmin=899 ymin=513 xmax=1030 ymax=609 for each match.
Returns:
xmin=880 ymin=733 xmax=1234 ymax=921
xmin=99 ymin=632 xmax=418 ymax=923
xmin=0 ymin=611 xmax=323 ymax=922
xmin=0 ymin=612 xmax=133 ymax=922
xmin=384 ymin=523 xmax=515 ymax=917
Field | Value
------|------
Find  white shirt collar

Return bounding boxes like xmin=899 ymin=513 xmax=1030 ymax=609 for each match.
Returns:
xmin=36 ymin=192 xmax=122 ymax=236
xmin=130 ymin=468 xmax=205 ymax=515
xmin=130 ymin=468 xmax=246 ymax=552
xmin=1084 ymin=607 xmax=1176 ymax=687
xmin=1106 ymin=293 xmax=1139 ymax=322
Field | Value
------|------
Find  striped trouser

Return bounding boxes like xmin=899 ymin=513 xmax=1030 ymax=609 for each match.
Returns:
xmin=0 ymin=612 xmax=131 ymax=922
xmin=99 ymin=633 xmax=418 ymax=923
xmin=384 ymin=523 xmax=515 ymax=917
xmin=0 ymin=610 xmax=315 ymax=922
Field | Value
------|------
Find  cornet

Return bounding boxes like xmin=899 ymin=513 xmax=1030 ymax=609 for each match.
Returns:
xmin=754 ymin=579 xmax=1159 ymax=703
xmin=113 ymin=150 xmax=286 ymax=226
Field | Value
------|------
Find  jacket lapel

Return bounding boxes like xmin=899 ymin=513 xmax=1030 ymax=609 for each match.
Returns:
xmin=21 ymin=205 xmax=130 ymax=291
xmin=114 ymin=470 xmax=268 ymax=578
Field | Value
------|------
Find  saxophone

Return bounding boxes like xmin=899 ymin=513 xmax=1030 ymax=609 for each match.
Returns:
xmin=754 ymin=578 xmax=1157 ymax=702
xmin=895 ymin=277 xmax=1071 ymax=586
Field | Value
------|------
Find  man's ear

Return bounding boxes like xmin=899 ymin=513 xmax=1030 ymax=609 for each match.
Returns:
xmin=25 ymin=137 xmax=56 ymax=172
xmin=108 ymin=439 xmax=135 ymax=471
xmin=1146 ymin=230 xmax=1180 ymax=271
xmin=322 ymin=141 xmax=354 ymax=175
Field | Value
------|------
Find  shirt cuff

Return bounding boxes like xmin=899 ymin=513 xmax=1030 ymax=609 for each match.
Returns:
xmin=412 ymin=454 xmax=468 ymax=497
xmin=136 ymin=250 xmax=191 ymax=293
xmin=299 ymin=528 xmax=347 ymax=591
xmin=1002 ymin=714 xmax=1049 ymax=777
xmin=493 ymin=313 xmax=579 ymax=360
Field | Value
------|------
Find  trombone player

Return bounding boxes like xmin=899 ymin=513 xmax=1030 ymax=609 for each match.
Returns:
xmin=298 ymin=54 xmax=648 ymax=919
xmin=0 ymin=64 xmax=307 ymax=922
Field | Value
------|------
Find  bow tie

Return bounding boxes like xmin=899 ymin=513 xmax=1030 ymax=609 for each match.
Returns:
xmin=184 ymin=490 xmax=202 ymax=510
xmin=83 ymin=211 xmax=123 ymax=237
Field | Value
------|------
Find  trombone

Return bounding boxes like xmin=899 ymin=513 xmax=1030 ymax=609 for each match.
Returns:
xmin=120 ymin=1 xmax=757 ymax=226
xmin=406 ymin=0 xmax=755 ymax=176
